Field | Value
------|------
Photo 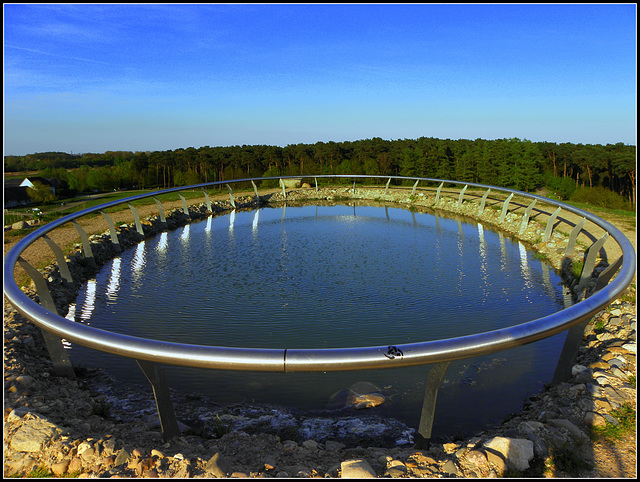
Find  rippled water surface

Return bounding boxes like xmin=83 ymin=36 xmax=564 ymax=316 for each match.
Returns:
xmin=67 ymin=204 xmax=569 ymax=439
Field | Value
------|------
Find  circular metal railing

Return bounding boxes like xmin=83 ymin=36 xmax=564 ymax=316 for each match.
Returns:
xmin=4 ymin=176 xmax=636 ymax=373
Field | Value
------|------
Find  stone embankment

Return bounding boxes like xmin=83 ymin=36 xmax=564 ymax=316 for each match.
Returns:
xmin=4 ymin=185 xmax=636 ymax=477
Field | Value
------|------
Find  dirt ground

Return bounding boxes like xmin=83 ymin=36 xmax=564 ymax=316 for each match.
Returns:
xmin=588 ymin=430 xmax=637 ymax=478
xmin=3 ymin=187 xmax=637 ymax=477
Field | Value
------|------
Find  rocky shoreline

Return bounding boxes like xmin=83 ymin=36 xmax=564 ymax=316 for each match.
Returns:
xmin=4 ymin=186 xmax=636 ymax=477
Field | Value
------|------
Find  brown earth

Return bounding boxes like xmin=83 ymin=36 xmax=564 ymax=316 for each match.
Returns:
xmin=588 ymin=431 xmax=636 ymax=478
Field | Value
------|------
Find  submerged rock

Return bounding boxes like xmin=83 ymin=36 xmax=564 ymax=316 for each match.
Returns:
xmin=328 ymin=381 xmax=386 ymax=410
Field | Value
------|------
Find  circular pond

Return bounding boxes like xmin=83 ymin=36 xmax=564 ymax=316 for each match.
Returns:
xmin=65 ymin=202 xmax=569 ymax=439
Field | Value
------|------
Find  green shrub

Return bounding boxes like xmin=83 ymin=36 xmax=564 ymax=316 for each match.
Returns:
xmin=545 ymin=174 xmax=577 ymax=200
xmin=570 ymin=186 xmax=634 ymax=211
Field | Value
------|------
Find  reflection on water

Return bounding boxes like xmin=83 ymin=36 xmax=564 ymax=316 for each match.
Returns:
xmin=80 ymin=280 xmax=97 ymax=323
xmin=106 ymin=258 xmax=121 ymax=302
xmin=66 ymin=204 xmax=569 ymax=440
xmin=131 ymin=242 xmax=145 ymax=291
xmin=181 ymin=224 xmax=190 ymax=242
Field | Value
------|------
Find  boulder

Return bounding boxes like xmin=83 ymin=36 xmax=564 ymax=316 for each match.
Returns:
xmin=206 ymin=452 xmax=230 ymax=478
xmin=12 ymin=220 xmax=29 ymax=230
xmin=340 ymin=459 xmax=377 ymax=478
xmin=482 ymin=437 xmax=534 ymax=472
xmin=10 ymin=418 xmax=59 ymax=452
xmin=281 ymin=178 xmax=302 ymax=188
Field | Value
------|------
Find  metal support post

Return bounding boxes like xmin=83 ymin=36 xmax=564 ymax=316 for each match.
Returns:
xmin=177 ymin=192 xmax=190 ymax=217
xmin=456 ymin=185 xmax=468 ymax=209
xmin=576 ymin=233 xmax=609 ymax=294
xmin=136 ymin=359 xmax=181 ymax=441
xmin=434 ymin=182 xmax=444 ymax=204
xmin=498 ymin=193 xmax=514 ymax=224
xmin=518 ymin=199 xmax=537 ymax=234
xmin=564 ymin=218 xmax=586 ymax=257
xmin=100 ymin=211 xmax=122 ymax=252
xmin=225 ymin=184 xmax=236 ymax=209
xmin=251 ymin=181 xmax=260 ymax=203
xmin=71 ymin=220 xmax=97 ymax=269
xmin=16 ymin=257 xmax=75 ymax=377
xmin=42 ymin=235 xmax=75 ymax=284
xmin=127 ymin=203 xmax=145 ymax=235
xmin=543 ymin=206 xmax=562 ymax=242
xmin=152 ymin=197 xmax=168 ymax=226
xmin=202 ymin=188 xmax=212 ymax=212
xmin=477 ymin=188 xmax=491 ymax=216
xmin=415 ymin=361 xmax=449 ymax=449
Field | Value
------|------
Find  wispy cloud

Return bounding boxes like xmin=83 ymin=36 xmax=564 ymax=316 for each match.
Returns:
xmin=5 ymin=44 xmax=112 ymax=65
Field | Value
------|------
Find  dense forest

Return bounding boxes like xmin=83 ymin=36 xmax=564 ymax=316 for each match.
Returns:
xmin=4 ymin=137 xmax=636 ymax=208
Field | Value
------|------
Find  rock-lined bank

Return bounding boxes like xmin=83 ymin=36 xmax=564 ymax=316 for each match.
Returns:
xmin=4 ymin=297 xmax=636 ymax=477
xmin=4 ymin=186 xmax=636 ymax=477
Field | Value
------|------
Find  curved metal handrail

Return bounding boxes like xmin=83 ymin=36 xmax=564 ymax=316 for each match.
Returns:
xmin=4 ymin=175 xmax=636 ymax=373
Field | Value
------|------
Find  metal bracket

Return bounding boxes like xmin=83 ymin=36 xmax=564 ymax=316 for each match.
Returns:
xmin=518 ymin=199 xmax=537 ymax=234
xmin=543 ymin=206 xmax=562 ymax=242
xmin=136 ymin=359 xmax=181 ymax=441
xmin=127 ymin=203 xmax=145 ymax=235
xmin=434 ymin=182 xmax=444 ymax=204
xmin=226 ymin=184 xmax=236 ymax=209
xmin=564 ymin=217 xmax=586 ymax=257
xmin=16 ymin=257 xmax=75 ymax=377
xmin=152 ymin=197 xmax=168 ymax=226
xmin=100 ymin=211 xmax=122 ymax=252
xmin=177 ymin=192 xmax=190 ymax=217
xmin=415 ymin=361 xmax=449 ymax=449
xmin=251 ymin=181 xmax=260 ymax=203
xmin=457 ymin=185 xmax=468 ymax=209
xmin=498 ymin=193 xmax=514 ymax=224
xmin=477 ymin=188 xmax=491 ymax=216
xmin=202 ymin=188 xmax=212 ymax=212
xmin=71 ymin=220 xmax=97 ymax=269
xmin=42 ymin=235 xmax=75 ymax=284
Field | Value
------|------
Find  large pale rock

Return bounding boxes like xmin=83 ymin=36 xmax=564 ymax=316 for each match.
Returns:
xmin=463 ymin=449 xmax=488 ymax=468
xmin=206 ymin=452 xmax=230 ymax=478
xmin=10 ymin=419 xmax=59 ymax=452
xmin=50 ymin=459 xmax=70 ymax=476
xmin=482 ymin=437 xmax=534 ymax=472
xmin=340 ymin=459 xmax=377 ymax=478
xmin=442 ymin=459 xmax=459 ymax=475
xmin=11 ymin=220 xmax=29 ymax=230
xmin=281 ymin=178 xmax=302 ymax=188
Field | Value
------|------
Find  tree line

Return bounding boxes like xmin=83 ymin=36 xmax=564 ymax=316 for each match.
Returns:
xmin=4 ymin=137 xmax=636 ymax=207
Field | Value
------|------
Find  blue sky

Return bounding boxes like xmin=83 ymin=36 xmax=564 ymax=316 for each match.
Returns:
xmin=3 ymin=3 xmax=636 ymax=156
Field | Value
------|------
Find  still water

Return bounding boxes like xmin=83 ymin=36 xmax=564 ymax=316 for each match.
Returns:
xmin=66 ymin=203 xmax=569 ymax=439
